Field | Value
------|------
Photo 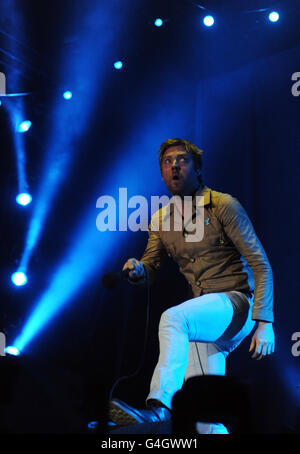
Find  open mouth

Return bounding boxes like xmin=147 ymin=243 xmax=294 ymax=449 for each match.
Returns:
xmin=172 ymin=174 xmax=180 ymax=180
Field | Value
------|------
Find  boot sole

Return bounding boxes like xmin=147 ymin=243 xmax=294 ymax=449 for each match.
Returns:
xmin=109 ymin=400 xmax=143 ymax=426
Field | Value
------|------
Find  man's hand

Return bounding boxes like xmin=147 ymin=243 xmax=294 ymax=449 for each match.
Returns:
xmin=123 ymin=258 xmax=145 ymax=282
xmin=249 ymin=322 xmax=275 ymax=360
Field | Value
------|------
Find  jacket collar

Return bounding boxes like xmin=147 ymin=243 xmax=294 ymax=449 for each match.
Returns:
xmin=163 ymin=185 xmax=211 ymax=223
xmin=195 ymin=185 xmax=211 ymax=207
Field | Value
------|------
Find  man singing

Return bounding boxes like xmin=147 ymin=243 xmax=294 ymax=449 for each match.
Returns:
xmin=109 ymin=138 xmax=275 ymax=433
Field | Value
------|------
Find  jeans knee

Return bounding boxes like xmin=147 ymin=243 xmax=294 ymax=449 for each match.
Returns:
xmin=159 ymin=306 xmax=187 ymax=331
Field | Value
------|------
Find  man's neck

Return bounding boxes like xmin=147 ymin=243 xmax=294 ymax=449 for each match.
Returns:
xmin=177 ymin=184 xmax=203 ymax=215
xmin=178 ymin=183 xmax=203 ymax=199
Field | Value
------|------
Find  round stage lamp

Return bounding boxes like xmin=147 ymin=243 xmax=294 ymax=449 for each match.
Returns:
xmin=154 ymin=18 xmax=163 ymax=27
xmin=17 ymin=120 xmax=31 ymax=133
xmin=269 ymin=11 xmax=279 ymax=22
xmin=114 ymin=61 xmax=123 ymax=70
xmin=203 ymin=15 xmax=214 ymax=27
xmin=63 ymin=90 xmax=72 ymax=100
xmin=11 ymin=271 xmax=28 ymax=287
xmin=16 ymin=193 xmax=32 ymax=206
xmin=5 ymin=346 xmax=20 ymax=356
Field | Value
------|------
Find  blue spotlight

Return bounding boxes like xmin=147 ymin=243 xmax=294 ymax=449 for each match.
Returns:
xmin=11 ymin=7 xmax=185 ymax=354
xmin=17 ymin=1 xmax=128 ymax=279
xmin=17 ymin=120 xmax=31 ymax=133
xmin=114 ymin=60 xmax=123 ymax=70
xmin=5 ymin=101 xmax=29 ymax=195
xmin=87 ymin=421 xmax=98 ymax=430
xmin=63 ymin=90 xmax=72 ymax=100
xmin=5 ymin=346 xmax=20 ymax=356
xmin=203 ymin=15 xmax=214 ymax=27
xmin=154 ymin=18 xmax=163 ymax=27
xmin=11 ymin=271 xmax=28 ymax=287
xmin=268 ymin=11 xmax=279 ymax=22
xmin=16 ymin=192 xmax=32 ymax=206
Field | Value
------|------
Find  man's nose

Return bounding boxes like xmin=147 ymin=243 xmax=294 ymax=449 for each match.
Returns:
xmin=172 ymin=158 xmax=180 ymax=168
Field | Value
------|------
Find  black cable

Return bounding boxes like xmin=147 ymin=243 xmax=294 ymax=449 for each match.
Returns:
xmin=195 ymin=342 xmax=205 ymax=376
xmin=108 ymin=266 xmax=150 ymax=402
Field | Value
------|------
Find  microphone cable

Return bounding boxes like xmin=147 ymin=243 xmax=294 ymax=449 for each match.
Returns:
xmin=108 ymin=265 xmax=150 ymax=401
xmin=195 ymin=342 xmax=205 ymax=376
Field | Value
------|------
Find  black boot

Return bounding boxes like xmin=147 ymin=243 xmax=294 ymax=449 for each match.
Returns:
xmin=109 ymin=398 xmax=171 ymax=426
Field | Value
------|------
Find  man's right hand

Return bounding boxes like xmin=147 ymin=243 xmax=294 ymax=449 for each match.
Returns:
xmin=123 ymin=258 xmax=145 ymax=282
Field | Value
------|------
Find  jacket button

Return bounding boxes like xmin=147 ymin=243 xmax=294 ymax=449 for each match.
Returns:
xmin=196 ymin=280 xmax=201 ymax=287
xmin=190 ymin=258 xmax=195 ymax=263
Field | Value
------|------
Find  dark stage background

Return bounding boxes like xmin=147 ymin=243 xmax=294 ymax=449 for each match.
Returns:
xmin=0 ymin=0 xmax=300 ymax=434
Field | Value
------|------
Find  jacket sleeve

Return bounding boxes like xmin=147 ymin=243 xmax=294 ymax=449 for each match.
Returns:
xmin=218 ymin=195 xmax=274 ymax=322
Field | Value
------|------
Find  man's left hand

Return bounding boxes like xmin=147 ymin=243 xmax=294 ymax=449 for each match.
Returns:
xmin=249 ymin=322 xmax=275 ymax=360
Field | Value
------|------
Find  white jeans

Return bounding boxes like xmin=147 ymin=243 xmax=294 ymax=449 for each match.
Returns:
xmin=146 ymin=291 xmax=255 ymax=433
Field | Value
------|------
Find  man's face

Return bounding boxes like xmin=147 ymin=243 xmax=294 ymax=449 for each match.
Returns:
xmin=160 ymin=145 xmax=201 ymax=196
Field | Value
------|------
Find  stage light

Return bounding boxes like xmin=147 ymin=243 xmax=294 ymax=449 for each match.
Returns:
xmin=5 ymin=346 xmax=20 ymax=356
xmin=154 ymin=18 xmax=163 ymax=27
xmin=63 ymin=90 xmax=72 ymax=100
xmin=88 ymin=421 xmax=98 ymax=429
xmin=268 ymin=11 xmax=279 ymax=22
xmin=18 ymin=1 xmax=127 ymax=279
xmin=16 ymin=192 xmax=32 ymax=206
xmin=203 ymin=15 xmax=214 ymax=27
xmin=11 ymin=108 xmax=182 ymax=353
xmin=114 ymin=60 xmax=123 ymax=70
xmin=17 ymin=120 xmax=31 ymax=133
xmin=12 ymin=3 xmax=182 ymax=354
xmin=5 ymin=102 xmax=30 ymax=212
xmin=11 ymin=271 xmax=28 ymax=287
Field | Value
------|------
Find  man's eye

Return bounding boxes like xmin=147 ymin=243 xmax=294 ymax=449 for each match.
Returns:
xmin=163 ymin=156 xmax=188 ymax=165
xmin=179 ymin=156 xmax=188 ymax=162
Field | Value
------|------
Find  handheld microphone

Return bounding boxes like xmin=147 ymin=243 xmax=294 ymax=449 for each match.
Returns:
xmin=102 ymin=269 xmax=131 ymax=289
